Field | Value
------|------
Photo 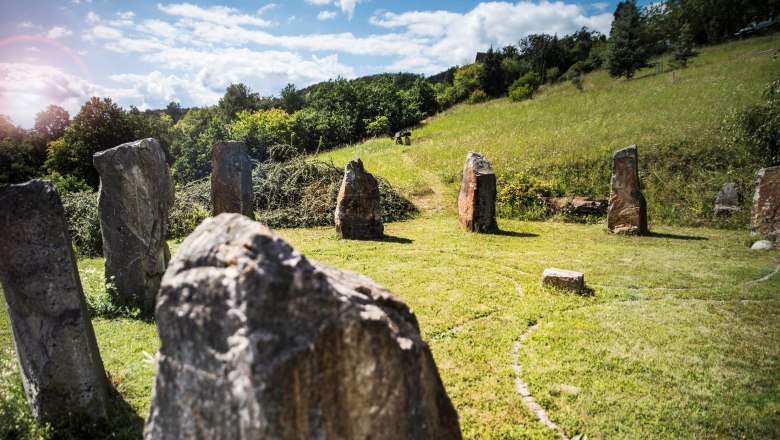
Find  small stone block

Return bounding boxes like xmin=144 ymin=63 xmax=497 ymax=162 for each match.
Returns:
xmin=542 ymin=268 xmax=585 ymax=292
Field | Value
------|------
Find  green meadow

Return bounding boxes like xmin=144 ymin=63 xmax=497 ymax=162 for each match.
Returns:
xmin=1 ymin=34 xmax=779 ymax=439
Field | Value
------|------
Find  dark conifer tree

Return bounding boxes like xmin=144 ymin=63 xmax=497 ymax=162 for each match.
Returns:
xmin=605 ymin=0 xmax=648 ymax=79
xmin=478 ymin=47 xmax=506 ymax=97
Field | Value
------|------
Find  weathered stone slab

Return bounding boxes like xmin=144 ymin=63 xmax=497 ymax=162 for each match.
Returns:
xmin=542 ymin=268 xmax=585 ymax=292
xmin=144 ymin=214 xmax=461 ymax=439
xmin=211 ymin=141 xmax=254 ymax=219
xmin=751 ymin=166 xmax=780 ymax=241
xmin=713 ymin=182 xmax=740 ymax=217
xmin=607 ymin=145 xmax=648 ymax=235
xmin=0 ymin=180 xmax=108 ymax=425
xmin=93 ymin=138 xmax=174 ymax=311
xmin=751 ymin=240 xmax=775 ymax=250
xmin=458 ymin=152 xmax=497 ymax=232
xmin=334 ymin=158 xmax=384 ymax=239
xmin=540 ymin=196 xmax=608 ymax=216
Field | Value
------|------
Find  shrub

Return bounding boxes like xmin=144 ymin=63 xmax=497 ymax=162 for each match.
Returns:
xmin=166 ymin=178 xmax=211 ymax=239
xmin=496 ymin=170 xmax=563 ymax=220
xmin=365 ymin=115 xmax=391 ymax=138
xmin=60 ymin=190 xmax=102 ymax=258
xmin=508 ymin=84 xmax=534 ymax=102
xmin=726 ymin=76 xmax=780 ymax=167
xmin=467 ymin=89 xmax=488 ymax=104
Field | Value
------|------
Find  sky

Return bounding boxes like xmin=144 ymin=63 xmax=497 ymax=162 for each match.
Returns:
xmin=0 ymin=1 xmax=629 ymax=127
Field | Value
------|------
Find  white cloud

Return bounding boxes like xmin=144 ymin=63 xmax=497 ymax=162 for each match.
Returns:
xmin=18 ymin=21 xmax=36 ymax=29
xmin=317 ymin=11 xmax=337 ymax=21
xmin=45 ymin=26 xmax=73 ymax=39
xmin=592 ymin=2 xmax=610 ymax=11
xmin=117 ymin=11 xmax=135 ymax=20
xmin=305 ymin=0 xmax=332 ymax=5
xmin=87 ymin=25 xmax=124 ymax=40
xmin=158 ymin=3 xmax=273 ymax=27
xmin=86 ymin=12 xmax=100 ymax=24
xmin=336 ymin=0 xmax=364 ymax=19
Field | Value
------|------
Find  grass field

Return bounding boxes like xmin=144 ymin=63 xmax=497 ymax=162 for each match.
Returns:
xmin=1 ymin=34 xmax=780 ymax=439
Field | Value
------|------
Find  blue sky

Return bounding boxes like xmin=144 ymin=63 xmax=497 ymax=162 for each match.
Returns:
xmin=0 ymin=1 xmax=629 ymax=127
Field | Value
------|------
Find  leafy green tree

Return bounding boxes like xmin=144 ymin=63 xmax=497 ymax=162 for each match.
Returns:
xmin=279 ymin=83 xmax=305 ymax=114
xmin=218 ymin=83 xmax=261 ymax=121
xmin=605 ymin=0 xmax=649 ymax=79
xmin=165 ymin=101 xmax=184 ymax=124
xmin=672 ymin=22 xmax=696 ymax=68
xmin=34 ymin=105 xmax=70 ymax=142
xmin=126 ymin=107 xmax=175 ymax=163
xmin=228 ymin=108 xmax=294 ymax=160
xmin=478 ymin=47 xmax=506 ymax=97
xmin=400 ymin=77 xmax=438 ymax=127
xmin=170 ymin=106 xmax=225 ymax=183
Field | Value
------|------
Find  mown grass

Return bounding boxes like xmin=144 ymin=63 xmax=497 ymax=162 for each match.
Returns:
xmin=317 ymin=34 xmax=780 ymax=226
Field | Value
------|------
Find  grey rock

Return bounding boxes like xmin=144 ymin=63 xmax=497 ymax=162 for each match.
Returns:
xmin=211 ymin=141 xmax=254 ymax=219
xmin=144 ymin=214 xmax=461 ymax=440
xmin=751 ymin=240 xmax=775 ymax=250
xmin=334 ymin=158 xmax=384 ymax=239
xmin=607 ymin=145 xmax=648 ymax=235
xmin=542 ymin=268 xmax=585 ymax=293
xmin=93 ymin=138 xmax=175 ymax=311
xmin=458 ymin=152 xmax=497 ymax=232
xmin=0 ymin=180 xmax=108 ymax=425
xmin=751 ymin=166 xmax=780 ymax=241
xmin=539 ymin=196 xmax=608 ymax=216
xmin=713 ymin=182 xmax=741 ymax=217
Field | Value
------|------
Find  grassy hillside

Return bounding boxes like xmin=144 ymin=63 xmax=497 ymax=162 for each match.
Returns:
xmin=317 ymin=34 xmax=779 ymax=226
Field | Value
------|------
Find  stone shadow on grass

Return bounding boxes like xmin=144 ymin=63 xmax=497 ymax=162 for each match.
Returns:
xmin=490 ymin=229 xmax=539 ymax=238
xmin=647 ymin=231 xmax=708 ymax=241
xmin=46 ymin=387 xmax=144 ymax=439
xmin=342 ymin=235 xmax=414 ymax=244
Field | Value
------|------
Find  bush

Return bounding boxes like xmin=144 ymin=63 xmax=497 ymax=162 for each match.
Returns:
xmin=508 ymin=72 xmax=543 ymax=102
xmin=166 ymin=178 xmax=211 ymax=239
xmin=496 ymin=170 xmax=563 ymax=220
xmin=61 ymin=190 xmax=102 ymax=258
xmin=726 ymin=76 xmax=780 ymax=167
xmin=365 ymin=115 xmax=391 ymax=138
xmin=467 ymin=89 xmax=488 ymax=104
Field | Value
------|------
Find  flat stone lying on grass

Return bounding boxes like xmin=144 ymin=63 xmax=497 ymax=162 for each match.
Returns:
xmin=751 ymin=166 xmax=780 ymax=241
xmin=211 ymin=141 xmax=254 ymax=219
xmin=334 ymin=158 xmax=384 ymax=239
xmin=542 ymin=268 xmax=585 ymax=293
xmin=539 ymin=196 xmax=607 ymax=216
xmin=607 ymin=145 xmax=648 ymax=235
xmin=458 ymin=151 xmax=497 ymax=233
xmin=751 ymin=240 xmax=776 ymax=250
xmin=93 ymin=138 xmax=175 ymax=312
xmin=145 ymin=213 xmax=461 ymax=439
xmin=713 ymin=182 xmax=740 ymax=217
xmin=0 ymin=180 xmax=109 ymax=425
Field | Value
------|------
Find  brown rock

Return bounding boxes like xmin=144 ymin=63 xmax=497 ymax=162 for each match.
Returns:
xmin=542 ymin=268 xmax=585 ymax=293
xmin=93 ymin=138 xmax=175 ymax=311
xmin=540 ymin=196 xmax=608 ymax=216
xmin=144 ymin=214 xmax=461 ymax=440
xmin=607 ymin=145 xmax=648 ymax=235
xmin=0 ymin=180 xmax=108 ymax=425
xmin=751 ymin=166 xmax=780 ymax=241
xmin=334 ymin=158 xmax=384 ymax=239
xmin=458 ymin=152 xmax=497 ymax=232
xmin=211 ymin=141 xmax=254 ymax=219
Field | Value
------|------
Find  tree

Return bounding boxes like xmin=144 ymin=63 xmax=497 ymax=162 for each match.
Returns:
xmin=218 ymin=83 xmax=261 ymax=121
xmin=605 ymin=0 xmax=649 ymax=79
xmin=478 ymin=47 xmax=506 ymax=98
xmin=165 ymin=101 xmax=184 ymax=124
xmin=169 ymin=106 xmax=225 ymax=182
xmin=279 ymin=83 xmax=305 ymax=114
xmin=672 ymin=22 xmax=695 ymax=68
xmin=34 ymin=105 xmax=70 ymax=142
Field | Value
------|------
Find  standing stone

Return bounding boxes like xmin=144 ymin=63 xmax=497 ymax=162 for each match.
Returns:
xmin=713 ymin=182 xmax=741 ymax=217
xmin=751 ymin=166 xmax=780 ymax=241
xmin=334 ymin=158 xmax=384 ymax=239
xmin=211 ymin=141 xmax=254 ymax=219
xmin=93 ymin=138 xmax=174 ymax=311
xmin=458 ymin=152 xmax=497 ymax=232
xmin=0 ymin=180 xmax=108 ymax=425
xmin=607 ymin=145 xmax=648 ymax=235
xmin=144 ymin=214 xmax=461 ymax=440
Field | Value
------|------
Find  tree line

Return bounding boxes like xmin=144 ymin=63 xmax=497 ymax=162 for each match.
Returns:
xmin=1 ymin=0 xmax=775 ymax=187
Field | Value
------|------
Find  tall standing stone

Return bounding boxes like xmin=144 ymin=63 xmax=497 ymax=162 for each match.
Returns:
xmin=144 ymin=214 xmax=462 ymax=439
xmin=458 ymin=151 xmax=497 ymax=232
xmin=0 ymin=180 xmax=108 ymax=425
xmin=713 ymin=182 xmax=741 ymax=217
xmin=751 ymin=166 xmax=780 ymax=241
xmin=607 ymin=145 xmax=648 ymax=235
xmin=334 ymin=158 xmax=384 ymax=239
xmin=211 ymin=141 xmax=254 ymax=219
xmin=93 ymin=138 xmax=174 ymax=311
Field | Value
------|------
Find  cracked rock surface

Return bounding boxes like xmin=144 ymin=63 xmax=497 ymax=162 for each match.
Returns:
xmin=211 ymin=141 xmax=254 ymax=219
xmin=334 ymin=158 xmax=384 ymax=239
xmin=144 ymin=213 xmax=461 ymax=440
xmin=751 ymin=166 xmax=780 ymax=241
xmin=93 ymin=138 xmax=174 ymax=311
xmin=458 ymin=152 xmax=497 ymax=233
xmin=607 ymin=145 xmax=648 ymax=235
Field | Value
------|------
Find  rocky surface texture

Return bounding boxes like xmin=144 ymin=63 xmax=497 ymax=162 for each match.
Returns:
xmin=607 ymin=145 xmax=648 ymax=235
xmin=539 ymin=196 xmax=607 ymax=216
xmin=0 ymin=180 xmax=108 ymax=425
xmin=334 ymin=158 xmax=384 ymax=239
xmin=751 ymin=166 xmax=780 ymax=241
xmin=713 ymin=182 xmax=741 ymax=217
xmin=542 ymin=268 xmax=585 ymax=293
xmin=93 ymin=138 xmax=175 ymax=311
xmin=458 ymin=152 xmax=497 ymax=232
xmin=211 ymin=141 xmax=254 ymax=218
xmin=144 ymin=213 xmax=461 ymax=440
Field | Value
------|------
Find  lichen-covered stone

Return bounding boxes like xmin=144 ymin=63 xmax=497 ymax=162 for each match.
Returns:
xmin=93 ymin=138 xmax=174 ymax=311
xmin=334 ymin=158 xmax=384 ymax=239
xmin=540 ymin=196 xmax=607 ymax=216
xmin=0 ymin=180 xmax=108 ymax=425
xmin=713 ymin=182 xmax=740 ymax=217
xmin=751 ymin=166 xmax=780 ymax=241
xmin=211 ymin=141 xmax=253 ymax=218
xmin=144 ymin=214 xmax=461 ymax=440
xmin=607 ymin=145 xmax=648 ymax=235
xmin=458 ymin=152 xmax=497 ymax=232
